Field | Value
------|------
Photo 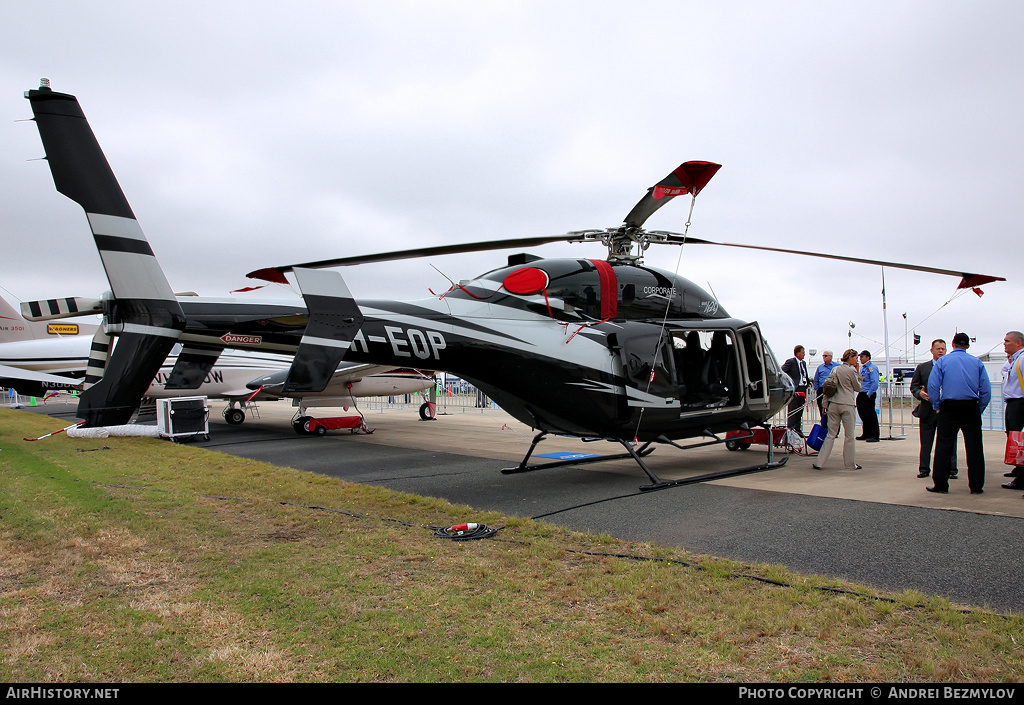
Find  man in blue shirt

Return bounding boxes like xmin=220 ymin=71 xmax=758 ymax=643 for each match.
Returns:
xmin=910 ymin=339 xmax=957 ymax=480
xmin=813 ymin=349 xmax=841 ymax=430
xmin=856 ymin=350 xmax=880 ymax=442
xmin=926 ymin=332 xmax=991 ymax=494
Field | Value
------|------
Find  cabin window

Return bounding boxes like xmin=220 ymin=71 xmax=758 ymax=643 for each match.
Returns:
xmin=620 ymin=283 xmax=635 ymax=306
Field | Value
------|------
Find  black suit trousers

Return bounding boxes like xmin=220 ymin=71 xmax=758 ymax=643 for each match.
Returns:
xmin=933 ymin=399 xmax=985 ymax=492
xmin=856 ymin=392 xmax=879 ymax=440
xmin=919 ymin=416 xmax=956 ymax=474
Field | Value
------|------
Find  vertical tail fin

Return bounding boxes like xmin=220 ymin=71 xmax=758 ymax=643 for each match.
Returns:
xmin=282 ymin=268 xmax=363 ymax=393
xmin=26 ymin=82 xmax=186 ymax=426
xmin=164 ymin=345 xmax=222 ymax=390
xmin=82 ymin=328 xmax=112 ymax=390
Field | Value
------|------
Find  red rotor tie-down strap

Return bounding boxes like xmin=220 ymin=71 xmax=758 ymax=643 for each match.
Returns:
xmin=564 ymin=319 xmax=610 ymax=344
xmin=589 ymin=259 xmax=617 ymax=320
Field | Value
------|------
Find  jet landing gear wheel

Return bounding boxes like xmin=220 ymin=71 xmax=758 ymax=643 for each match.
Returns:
xmin=419 ymin=402 xmax=436 ymax=421
xmin=293 ymin=416 xmax=313 ymax=435
xmin=224 ymin=408 xmax=245 ymax=425
xmin=301 ymin=419 xmax=330 ymax=436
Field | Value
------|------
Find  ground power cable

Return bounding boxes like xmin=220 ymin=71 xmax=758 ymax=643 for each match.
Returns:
xmin=562 ymin=548 xmax=976 ymax=614
xmin=132 ymin=477 xmax=981 ymax=613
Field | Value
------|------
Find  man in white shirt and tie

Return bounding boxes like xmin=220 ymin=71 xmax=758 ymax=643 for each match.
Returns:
xmin=1001 ymin=331 xmax=1024 ymax=490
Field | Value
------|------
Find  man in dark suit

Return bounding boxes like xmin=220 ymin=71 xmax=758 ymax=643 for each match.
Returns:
xmin=910 ymin=338 xmax=957 ymax=479
xmin=782 ymin=345 xmax=809 ymax=434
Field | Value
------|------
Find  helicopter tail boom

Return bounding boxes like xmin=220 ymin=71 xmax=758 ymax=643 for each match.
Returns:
xmin=25 ymin=81 xmax=186 ymax=426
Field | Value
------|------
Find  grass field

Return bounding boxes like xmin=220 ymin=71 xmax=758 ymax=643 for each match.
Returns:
xmin=1 ymin=408 xmax=1022 ymax=682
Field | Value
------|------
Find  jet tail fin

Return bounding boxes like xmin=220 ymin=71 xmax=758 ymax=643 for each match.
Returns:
xmin=0 ymin=295 xmax=41 ymax=342
xmin=26 ymin=82 xmax=186 ymax=426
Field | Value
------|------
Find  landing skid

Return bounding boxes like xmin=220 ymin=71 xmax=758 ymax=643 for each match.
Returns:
xmin=501 ymin=428 xmax=788 ymax=491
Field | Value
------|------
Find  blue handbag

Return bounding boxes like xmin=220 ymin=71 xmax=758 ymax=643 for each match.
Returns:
xmin=806 ymin=423 xmax=827 ymax=451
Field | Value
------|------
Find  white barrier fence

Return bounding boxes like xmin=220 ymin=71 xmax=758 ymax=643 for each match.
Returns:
xmin=5 ymin=381 xmax=1010 ymax=431
xmin=357 ymin=390 xmax=500 ymax=414
xmin=772 ymin=381 xmax=1008 ymax=433
xmin=358 ymin=380 xmax=1013 ymax=432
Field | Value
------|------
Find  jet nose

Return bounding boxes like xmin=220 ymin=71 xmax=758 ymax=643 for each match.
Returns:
xmin=246 ymin=369 xmax=288 ymax=390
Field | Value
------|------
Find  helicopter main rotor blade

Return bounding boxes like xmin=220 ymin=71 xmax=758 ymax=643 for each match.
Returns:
xmin=622 ymin=161 xmax=722 ymax=229
xmin=661 ymin=233 xmax=1005 ymax=289
xmin=247 ymin=234 xmax=583 ymax=283
xmin=247 ymin=160 xmax=726 ymax=283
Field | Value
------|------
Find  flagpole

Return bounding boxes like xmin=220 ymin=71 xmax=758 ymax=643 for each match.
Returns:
xmin=881 ymin=267 xmax=904 ymax=440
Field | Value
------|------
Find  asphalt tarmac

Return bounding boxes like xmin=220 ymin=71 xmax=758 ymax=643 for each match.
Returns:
xmin=20 ymin=399 xmax=1024 ymax=614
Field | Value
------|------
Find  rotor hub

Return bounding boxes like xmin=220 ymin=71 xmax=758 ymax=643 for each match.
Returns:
xmin=568 ymin=227 xmax=675 ymax=264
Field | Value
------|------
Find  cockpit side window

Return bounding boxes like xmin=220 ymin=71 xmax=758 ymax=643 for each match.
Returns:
xmin=621 ymin=329 xmax=676 ymax=397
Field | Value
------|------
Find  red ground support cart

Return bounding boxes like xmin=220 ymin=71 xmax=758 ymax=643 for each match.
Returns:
xmin=724 ymin=427 xmax=814 ymax=455
xmin=300 ymin=416 xmax=373 ymax=436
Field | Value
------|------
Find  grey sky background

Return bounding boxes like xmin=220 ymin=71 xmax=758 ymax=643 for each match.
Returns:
xmin=2 ymin=1 xmax=1020 ymax=366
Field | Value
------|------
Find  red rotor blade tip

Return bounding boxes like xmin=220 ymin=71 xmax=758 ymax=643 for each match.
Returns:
xmin=672 ymin=161 xmax=722 ymax=196
xmin=247 ymin=267 xmax=290 ymax=284
xmin=957 ymin=274 xmax=1004 ymax=290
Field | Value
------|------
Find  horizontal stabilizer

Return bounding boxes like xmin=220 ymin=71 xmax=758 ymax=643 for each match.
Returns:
xmin=21 ymin=297 xmax=103 ymax=322
xmin=0 ymin=364 xmax=82 ymax=388
xmin=0 ymin=368 xmax=81 ymax=397
xmin=282 ymin=268 xmax=363 ymax=393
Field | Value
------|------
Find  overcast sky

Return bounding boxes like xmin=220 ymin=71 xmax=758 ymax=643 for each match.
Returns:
xmin=2 ymin=1 xmax=1021 ymax=366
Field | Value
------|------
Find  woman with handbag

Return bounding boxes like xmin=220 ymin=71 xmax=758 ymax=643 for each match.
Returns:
xmin=813 ymin=349 xmax=863 ymax=470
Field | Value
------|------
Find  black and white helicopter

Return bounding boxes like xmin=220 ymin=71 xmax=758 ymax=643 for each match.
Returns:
xmin=22 ymin=82 xmax=1004 ymax=489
